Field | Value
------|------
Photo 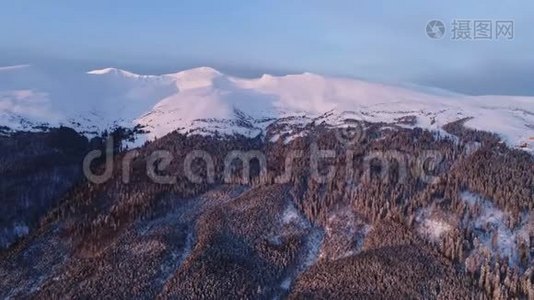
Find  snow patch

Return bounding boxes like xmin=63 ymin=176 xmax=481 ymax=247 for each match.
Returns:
xmin=461 ymin=191 xmax=532 ymax=266
xmin=420 ymin=218 xmax=453 ymax=240
xmin=282 ymin=202 xmax=307 ymax=227
xmin=415 ymin=207 xmax=455 ymax=242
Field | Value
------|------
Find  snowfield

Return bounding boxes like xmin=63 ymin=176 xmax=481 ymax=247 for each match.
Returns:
xmin=0 ymin=64 xmax=532 ymax=150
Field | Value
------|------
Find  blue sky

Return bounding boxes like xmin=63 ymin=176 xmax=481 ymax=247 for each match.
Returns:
xmin=1 ymin=0 xmax=533 ymax=95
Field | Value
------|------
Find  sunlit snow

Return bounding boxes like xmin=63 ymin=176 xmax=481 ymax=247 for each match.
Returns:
xmin=0 ymin=65 xmax=532 ymax=151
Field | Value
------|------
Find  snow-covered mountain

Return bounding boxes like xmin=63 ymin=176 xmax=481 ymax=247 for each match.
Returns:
xmin=0 ymin=64 xmax=532 ymax=150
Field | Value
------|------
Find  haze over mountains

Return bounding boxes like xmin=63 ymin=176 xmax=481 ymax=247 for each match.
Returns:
xmin=0 ymin=64 xmax=533 ymax=151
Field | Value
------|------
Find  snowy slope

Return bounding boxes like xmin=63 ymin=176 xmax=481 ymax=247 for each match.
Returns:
xmin=0 ymin=65 xmax=532 ymax=150
xmin=0 ymin=65 xmax=176 ymax=134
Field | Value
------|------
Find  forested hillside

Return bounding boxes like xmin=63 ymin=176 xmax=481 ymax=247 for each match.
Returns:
xmin=0 ymin=120 xmax=532 ymax=299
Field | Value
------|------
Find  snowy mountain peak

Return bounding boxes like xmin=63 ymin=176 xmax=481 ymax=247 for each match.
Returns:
xmin=165 ymin=66 xmax=223 ymax=90
xmin=87 ymin=67 xmax=143 ymax=78
xmin=165 ymin=66 xmax=221 ymax=78
xmin=0 ymin=66 xmax=532 ymax=151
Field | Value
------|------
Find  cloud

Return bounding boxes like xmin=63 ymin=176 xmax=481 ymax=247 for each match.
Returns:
xmin=0 ymin=65 xmax=31 ymax=72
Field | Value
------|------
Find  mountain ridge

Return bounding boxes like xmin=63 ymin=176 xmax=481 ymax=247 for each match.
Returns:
xmin=0 ymin=65 xmax=532 ymax=151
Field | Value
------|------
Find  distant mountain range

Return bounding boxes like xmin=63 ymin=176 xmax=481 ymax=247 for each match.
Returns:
xmin=0 ymin=64 xmax=532 ymax=151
